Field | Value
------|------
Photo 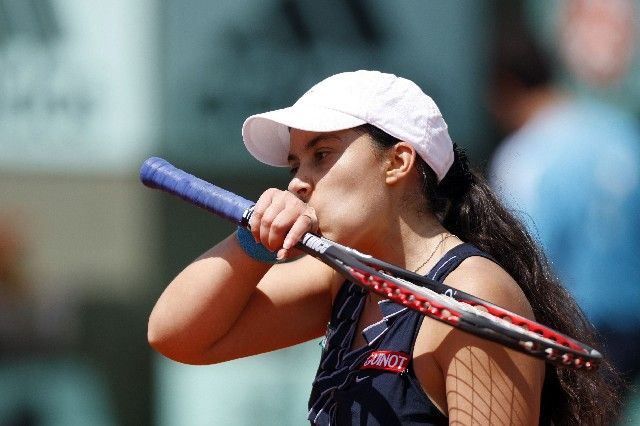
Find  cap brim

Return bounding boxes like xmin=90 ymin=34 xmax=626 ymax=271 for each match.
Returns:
xmin=242 ymin=104 xmax=366 ymax=166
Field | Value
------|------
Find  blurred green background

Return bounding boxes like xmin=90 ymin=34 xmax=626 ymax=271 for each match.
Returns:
xmin=1 ymin=0 xmax=639 ymax=425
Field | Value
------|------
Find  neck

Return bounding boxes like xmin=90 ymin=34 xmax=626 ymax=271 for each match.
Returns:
xmin=399 ymin=211 xmax=454 ymax=272
xmin=363 ymin=199 xmax=452 ymax=272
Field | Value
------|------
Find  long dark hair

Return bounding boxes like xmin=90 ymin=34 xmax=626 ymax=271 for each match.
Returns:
xmin=358 ymin=123 xmax=623 ymax=425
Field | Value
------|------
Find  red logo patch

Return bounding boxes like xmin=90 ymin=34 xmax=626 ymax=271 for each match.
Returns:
xmin=360 ymin=350 xmax=410 ymax=373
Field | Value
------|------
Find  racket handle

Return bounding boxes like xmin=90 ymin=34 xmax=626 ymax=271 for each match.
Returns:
xmin=140 ymin=157 xmax=254 ymax=226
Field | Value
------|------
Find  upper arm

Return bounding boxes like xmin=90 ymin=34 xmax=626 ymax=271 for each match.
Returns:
xmin=148 ymin=231 xmax=342 ymax=365
xmin=198 ymin=253 xmax=340 ymax=364
xmin=414 ymin=256 xmax=545 ymax=425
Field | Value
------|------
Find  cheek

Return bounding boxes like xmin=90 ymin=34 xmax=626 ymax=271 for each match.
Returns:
xmin=313 ymin=159 xmax=387 ymax=242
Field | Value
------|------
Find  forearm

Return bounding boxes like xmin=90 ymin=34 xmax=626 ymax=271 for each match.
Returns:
xmin=147 ymin=233 xmax=272 ymax=363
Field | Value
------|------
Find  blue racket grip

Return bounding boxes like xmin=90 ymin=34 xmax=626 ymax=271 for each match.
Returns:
xmin=139 ymin=157 xmax=254 ymax=226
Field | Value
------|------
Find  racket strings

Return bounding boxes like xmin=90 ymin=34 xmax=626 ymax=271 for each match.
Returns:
xmin=350 ymin=268 xmax=461 ymax=325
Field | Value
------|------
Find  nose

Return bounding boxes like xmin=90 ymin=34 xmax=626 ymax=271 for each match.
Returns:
xmin=288 ymin=176 xmax=312 ymax=202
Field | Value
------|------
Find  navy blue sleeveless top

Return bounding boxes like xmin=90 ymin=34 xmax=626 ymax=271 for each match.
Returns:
xmin=308 ymin=243 xmax=495 ymax=425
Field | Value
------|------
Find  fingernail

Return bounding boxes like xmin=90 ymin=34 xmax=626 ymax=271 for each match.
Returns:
xmin=276 ymin=249 xmax=287 ymax=261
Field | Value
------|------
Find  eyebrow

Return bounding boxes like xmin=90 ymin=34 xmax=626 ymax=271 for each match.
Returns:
xmin=287 ymin=133 xmax=342 ymax=163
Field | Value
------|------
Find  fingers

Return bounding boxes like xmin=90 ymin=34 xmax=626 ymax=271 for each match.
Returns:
xmin=248 ymin=189 xmax=318 ymax=257
xmin=283 ymin=212 xmax=317 ymax=250
xmin=277 ymin=212 xmax=317 ymax=260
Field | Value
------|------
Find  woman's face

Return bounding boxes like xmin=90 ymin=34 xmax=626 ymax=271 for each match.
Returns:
xmin=287 ymin=128 xmax=391 ymax=248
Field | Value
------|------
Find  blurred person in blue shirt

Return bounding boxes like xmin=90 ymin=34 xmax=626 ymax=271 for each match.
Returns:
xmin=487 ymin=19 xmax=640 ymax=384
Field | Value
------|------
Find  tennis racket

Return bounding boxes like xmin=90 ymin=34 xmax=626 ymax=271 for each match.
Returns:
xmin=140 ymin=157 xmax=602 ymax=371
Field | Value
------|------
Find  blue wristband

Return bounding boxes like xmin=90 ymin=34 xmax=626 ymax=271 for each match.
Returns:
xmin=235 ymin=226 xmax=278 ymax=263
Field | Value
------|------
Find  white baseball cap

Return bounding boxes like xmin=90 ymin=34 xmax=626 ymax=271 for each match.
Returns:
xmin=242 ymin=70 xmax=454 ymax=181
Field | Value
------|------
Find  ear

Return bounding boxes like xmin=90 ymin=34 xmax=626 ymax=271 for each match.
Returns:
xmin=385 ymin=142 xmax=417 ymax=185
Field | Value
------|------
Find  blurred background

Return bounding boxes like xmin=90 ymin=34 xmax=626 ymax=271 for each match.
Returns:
xmin=1 ymin=0 xmax=639 ymax=424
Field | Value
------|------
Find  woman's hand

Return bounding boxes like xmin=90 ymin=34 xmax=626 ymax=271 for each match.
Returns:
xmin=249 ymin=188 xmax=318 ymax=260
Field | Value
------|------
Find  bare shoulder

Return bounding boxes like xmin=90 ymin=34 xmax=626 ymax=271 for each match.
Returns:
xmin=412 ymin=254 xmax=544 ymax=424
xmin=446 ymin=255 xmax=534 ymax=319
xmin=412 ymin=252 xmax=537 ymax=363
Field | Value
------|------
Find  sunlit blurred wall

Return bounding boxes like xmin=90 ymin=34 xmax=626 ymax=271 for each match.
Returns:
xmin=0 ymin=0 xmax=160 ymax=296
xmin=0 ymin=0 xmax=160 ymax=424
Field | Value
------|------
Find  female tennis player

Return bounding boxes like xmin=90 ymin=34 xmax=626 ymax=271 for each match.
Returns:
xmin=148 ymin=70 xmax=621 ymax=425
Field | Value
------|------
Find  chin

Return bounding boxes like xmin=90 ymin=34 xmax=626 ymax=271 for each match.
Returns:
xmin=317 ymin=227 xmax=344 ymax=244
xmin=317 ymin=215 xmax=368 ymax=246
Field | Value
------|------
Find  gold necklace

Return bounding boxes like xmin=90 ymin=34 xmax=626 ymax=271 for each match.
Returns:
xmin=367 ymin=233 xmax=455 ymax=303
xmin=413 ymin=234 xmax=455 ymax=273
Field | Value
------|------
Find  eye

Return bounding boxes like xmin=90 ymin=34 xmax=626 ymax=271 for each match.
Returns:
xmin=314 ymin=150 xmax=330 ymax=163
xmin=288 ymin=165 xmax=299 ymax=176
